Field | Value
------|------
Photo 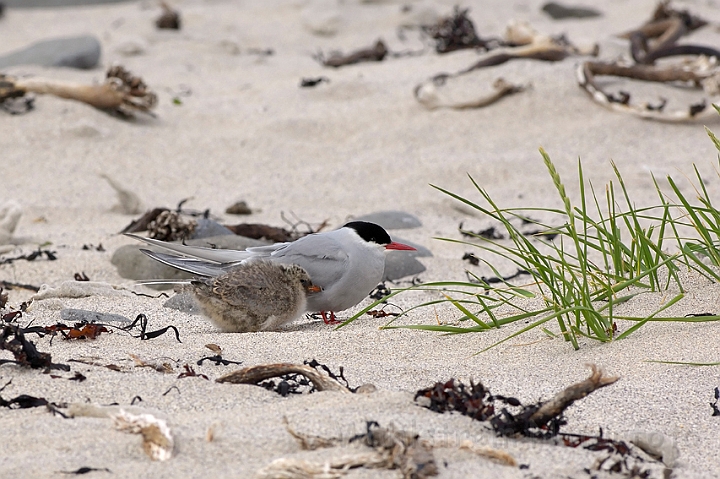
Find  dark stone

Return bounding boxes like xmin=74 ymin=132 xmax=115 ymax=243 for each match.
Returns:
xmin=541 ymin=2 xmax=601 ymax=19
xmin=111 ymin=234 xmax=269 ymax=285
xmin=60 ymin=308 xmax=131 ymax=323
xmin=0 ymin=35 xmax=101 ymax=69
xmin=355 ymin=210 xmax=422 ymax=229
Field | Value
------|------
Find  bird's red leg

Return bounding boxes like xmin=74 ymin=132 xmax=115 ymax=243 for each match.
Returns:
xmin=321 ymin=311 xmax=340 ymax=325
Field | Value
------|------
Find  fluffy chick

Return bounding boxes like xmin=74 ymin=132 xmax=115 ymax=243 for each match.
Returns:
xmin=190 ymin=261 xmax=320 ymax=332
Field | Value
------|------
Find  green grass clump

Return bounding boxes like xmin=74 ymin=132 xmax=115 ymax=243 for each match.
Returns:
xmin=341 ymin=124 xmax=720 ymax=351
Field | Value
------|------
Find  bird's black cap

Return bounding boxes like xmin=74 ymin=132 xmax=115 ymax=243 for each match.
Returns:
xmin=344 ymin=221 xmax=392 ymax=245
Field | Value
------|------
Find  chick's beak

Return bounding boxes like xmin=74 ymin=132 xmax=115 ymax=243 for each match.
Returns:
xmin=307 ymin=285 xmax=323 ymax=293
xmin=385 ymin=241 xmax=416 ymax=251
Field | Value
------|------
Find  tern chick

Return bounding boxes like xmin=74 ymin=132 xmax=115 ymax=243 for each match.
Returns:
xmin=190 ymin=261 xmax=321 ymax=332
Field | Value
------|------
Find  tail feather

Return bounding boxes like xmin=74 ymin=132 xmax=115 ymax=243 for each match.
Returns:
xmin=140 ymin=249 xmax=232 ymax=277
xmin=125 ymin=233 xmax=253 ymax=263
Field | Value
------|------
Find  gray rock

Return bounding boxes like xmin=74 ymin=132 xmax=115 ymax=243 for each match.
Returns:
xmin=628 ymin=431 xmax=680 ymax=467
xmin=391 ymin=236 xmax=432 ymax=257
xmin=355 ymin=211 xmax=422 ymax=229
xmin=163 ymin=291 xmax=202 ymax=315
xmin=383 ymin=254 xmax=426 ymax=281
xmin=60 ymin=308 xmax=131 ymax=323
xmin=0 ymin=35 xmax=101 ymax=69
xmin=112 ymin=234 xmax=269 ymax=284
xmin=191 ymin=218 xmax=235 ymax=239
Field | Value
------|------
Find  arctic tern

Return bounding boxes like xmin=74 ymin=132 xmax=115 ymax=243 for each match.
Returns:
xmin=129 ymin=221 xmax=416 ymax=323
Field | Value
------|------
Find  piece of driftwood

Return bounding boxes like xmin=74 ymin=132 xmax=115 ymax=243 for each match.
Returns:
xmin=576 ymin=58 xmax=720 ymax=121
xmin=528 ymin=364 xmax=618 ymax=428
xmin=0 ymin=65 xmax=157 ymax=117
xmin=318 ymin=40 xmax=388 ymax=68
xmin=577 ymin=2 xmax=720 ymax=121
xmin=216 ymin=363 xmax=352 ymax=393
xmin=414 ymin=26 xmax=594 ymax=110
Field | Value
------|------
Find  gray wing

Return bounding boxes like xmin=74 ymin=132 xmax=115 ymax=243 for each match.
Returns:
xmin=262 ymin=235 xmax=348 ymax=287
xmin=126 ymin=233 xmax=252 ymax=263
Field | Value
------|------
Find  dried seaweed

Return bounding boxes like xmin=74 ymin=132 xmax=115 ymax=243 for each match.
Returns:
xmin=119 ymin=207 xmax=169 ymax=234
xmin=0 ymin=380 xmax=67 ymax=415
xmin=416 ymin=365 xmax=618 ymax=439
xmin=0 ymin=280 xmax=40 ymax=293
xmin=147 ymin=210 xmax=196 ymax=241
xmin=74 ymin=272 xmax=90 ymax=282
xmin=177 ymin=364 xmax=209 ymax=380
xmin=711 ymin=387 xmax=720 ymax=416
xmin=43 ymin=321 xmax=109 ymax=340
xmin=300 ymin=77 xmax=329 ymax=88
xmin=421 ymin=7 xmax=492 ymax=54
xmin=121 ymin=314 xmax=182 ymax=343
xmin=156 ymin=1 xmax=180 ymax=30
xmin=59 ymin=467 xmax=111 ymax=475
xmin=223 ymin=223 xmax=295 ymax=242
xmin=368 ymin=282 xmax=391 ymax=300
xmin=0 ymin=325 xmax=70 ymax=371
xmin=0 ymin=248 xmax=57 ymax=265
xmin=225 ymin=201 xmax=252 ymax=215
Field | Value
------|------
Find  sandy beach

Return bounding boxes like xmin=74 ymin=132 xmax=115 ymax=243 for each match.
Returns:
xmin=2 ymin=0 xmax=720 ymax=477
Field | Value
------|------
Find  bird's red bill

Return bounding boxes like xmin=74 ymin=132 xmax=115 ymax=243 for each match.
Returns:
xmin=385 ymin=241 xmax=416 ymax=251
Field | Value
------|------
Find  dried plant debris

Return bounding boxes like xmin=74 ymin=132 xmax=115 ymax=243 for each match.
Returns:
xmin=225 ymin=200 xmax=252 ymax=215
xmin=0 ymin=381 xmax=66 ymax=414
xmin=0 ymin=280 xmax=40 ymax=292
xmin=120 ymin=207 xmax=169 ymax=234
xmin=416 ymin=364 xmax=618 ymax=438
xmin=711 ymin=387 xmax=720 ymax=416
xmin=421 ymin=7 xmax=493 ymax=54
xmin=112 ymin=410 xmax=174 ymax=461
xmin=368 ymin=282 xmax=391 ymax=301
xmin=223 ymin=223 xmax=295 ymax=242
xmin=258 ymin=420 xmax=438 ymax=479
xmin=59 ymin=467 xmax=111 ymax=475
xmin=130 ymin=353 xmax=174 ymax=373
xmin=122 ymin=314 xmax=182 ymax=343
xmin=196 ymin=343 xmax=243 ymax=366
xmin=414 ymin=25 xmax=594 ymax=110
xmin=317 ymin=39 xmax=388 ymax=68
xmin=74 ymin=272 xmax=90 ymax=281
xmin=0 ymin=287 xmax=7 ymax=309
xmin=156 ymin=1 xmax=181 ymax=30
xmin=0 ymin=325 xmax=70 ymax=371
xmin=0 ymin=65 xmax=157 ymax=118
xmin=577 ymin=2 xmax=720 ymax=121
xmin=42 ymin=321 xmax=109 ymax=341
xmin=216 ymin=359 xmax=367 ymax=395
xmin=0 ymin=247 xmax=57 ymax=265
xmin=147 ymin=210 xmax=197 ymax=241
xmin=299 ymin=77 xmax=329 ymax=88
xmin=177 ymin=363 xmax=208 ymax=380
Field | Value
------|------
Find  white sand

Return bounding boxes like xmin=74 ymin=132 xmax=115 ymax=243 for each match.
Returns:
xmin=2 ymin=0 xmax=720 ymax=477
